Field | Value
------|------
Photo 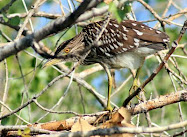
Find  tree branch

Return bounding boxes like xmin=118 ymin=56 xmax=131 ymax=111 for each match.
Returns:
xmin=13 ymin=120 xmax=187 ymax=136
xmin=129 ymin=90 xmax=187 ymax=115
xmin=19 ymin=90 xmax=187 ymax=131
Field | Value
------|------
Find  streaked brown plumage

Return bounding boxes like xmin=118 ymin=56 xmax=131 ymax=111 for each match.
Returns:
xmin=45 ymin=19 xmax=170 ymax=110
xmin=54 ymin=19 xmax=169 ymax=69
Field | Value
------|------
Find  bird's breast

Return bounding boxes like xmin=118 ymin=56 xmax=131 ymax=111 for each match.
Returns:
xmin=102 ymin=52 xmax=145 ymax=70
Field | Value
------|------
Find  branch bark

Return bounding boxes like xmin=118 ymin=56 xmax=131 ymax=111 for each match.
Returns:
xmin=2 ymin=119 xmax=187 ymax=136
xmin=16 ymin=90 xmax=187 ymax=131
xmin=129 ymin=90 xmax=187 ymax=115
xmin=41 ymin=120 xmax=187 ymax=136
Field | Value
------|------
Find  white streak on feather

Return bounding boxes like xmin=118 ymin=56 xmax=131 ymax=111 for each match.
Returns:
xmin=122 ymin=33 xmax=128 ymax=40
xmin=113 ymin=24 xmax=119 ymax=28
xmin=110 ymin=45 xmax=115 ymax=50
xmin=133 ymin=29 xmax=143 ymax=36
xmin=105 ymin=52 xmax=111 ymax=56
xmin=156 ymin=30 xmax=161 ymax=34
xmin=117 ymin=41 xmax=123 ymax=47
xmin=122 ymin=48 xmax=127 ymax=51
xmin=122 ymin=26 xmax=129 ymax=32
xmin=132 ymin=23 xmax=137 ymax=26
xmin=113 ymin=43 xmax=119 ymax=49
xmin=99 ymin=47 xmax=105 ymax=53
xmin=134 ymin=38 xmax=140 ymax=43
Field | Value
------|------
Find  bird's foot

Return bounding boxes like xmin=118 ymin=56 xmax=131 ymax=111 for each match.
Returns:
xmin=105 ymin=104 xmax=113 ymax=112
xmin=129 ymin=78 xmax=139 ymax=95
xmin=129 ymin=78 xmax=144 ymax=102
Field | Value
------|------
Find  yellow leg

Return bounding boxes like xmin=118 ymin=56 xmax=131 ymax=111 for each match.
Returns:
xmin=129 ymin=67 xmax=145 ymax=102
xmin=129 ymin=58 xmax=145 ymax=97
xmin=101 ymin=63 xmax=113 ymax=111
xmin=111 ymin=69 xmax=116 ymax=89
xmin=129 ymin=68 xmax=141 ymax=95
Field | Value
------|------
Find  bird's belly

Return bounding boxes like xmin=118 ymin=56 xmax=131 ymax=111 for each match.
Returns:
xmin=104 ymin=52 xmax=145 ymax=70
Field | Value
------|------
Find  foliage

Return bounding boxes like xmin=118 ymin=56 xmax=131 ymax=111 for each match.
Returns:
xmin=108 ymin=1 xmax=131 ymax=22
xmin=18 ymin=128 xmax=31 ymax=137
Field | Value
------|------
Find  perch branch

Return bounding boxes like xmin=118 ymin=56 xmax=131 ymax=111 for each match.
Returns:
xmin=27 ymin=90 xmax=187 ymax=131
xmin=28 ymin=120 xmax=187 ymax=136
xmin=129 ymin=90 xmax=187 ymax=115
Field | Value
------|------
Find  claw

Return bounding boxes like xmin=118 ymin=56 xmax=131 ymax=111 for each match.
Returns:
xmin=129 ymin=67 xmax=144 ymax=103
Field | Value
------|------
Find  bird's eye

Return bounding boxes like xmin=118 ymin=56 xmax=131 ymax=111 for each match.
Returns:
xmin=64 ymin=48 xmax=70 ymax=53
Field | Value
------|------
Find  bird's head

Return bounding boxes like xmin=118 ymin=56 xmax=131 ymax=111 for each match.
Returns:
xmin=43 ymin=32 xmax=85 ymax=68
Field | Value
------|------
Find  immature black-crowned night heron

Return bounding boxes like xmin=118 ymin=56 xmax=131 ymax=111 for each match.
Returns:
xmin=44 ymin=19 xmax=170 ymax=111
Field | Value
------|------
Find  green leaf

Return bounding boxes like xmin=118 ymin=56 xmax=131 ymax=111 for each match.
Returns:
xmin=117 ymin=10 xmax=125 ymax=22
xmin=144 ymin=0 xmax=151 ymax=3
xmin=24 ymin=128 xmax=31 ymax=134
xmin=18 ymin=129 xmax=22 ymax=135
xmin=8 ymin=16 xmax=20 ymax=26
xmin=24 ymin=135 xmax=31 ymax=137
xmin=109 ymin=2 xmax=122 ymax=22
xmin=1 ymin=117 xmax=9 ymax=125
xmin=108 ymin=2 xmax=132 ymax=23
xmin=123 ymin=2 xmax=131 ymax=14
xmin=31 ymin=58 xmax=37 ymax=68
xmin=109 ymin=2 xmax=117 ymax=13
xmin=2 ymin=12 xmax=8 ymax=22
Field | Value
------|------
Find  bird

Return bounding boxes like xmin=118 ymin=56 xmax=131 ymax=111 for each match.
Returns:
xmin=44 ymin=19 xmax=170 ymax=111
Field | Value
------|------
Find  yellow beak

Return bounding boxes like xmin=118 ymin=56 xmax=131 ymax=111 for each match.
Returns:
xmin=42 ymin=59 xmax=62 ymax=68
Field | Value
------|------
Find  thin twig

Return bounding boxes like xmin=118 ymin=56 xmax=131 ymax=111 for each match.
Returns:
xmin=0 ymin=100 xmax=30 ymax=124
xmin=0 ymin=0 xmax=17 ymax=13
xmin=0 ymin=74 xmax=66 ymax=120
xmin=33 ymin=99 xmax=81 ymax=116
xmin=0 ymin=60 xmax=9 ymax=124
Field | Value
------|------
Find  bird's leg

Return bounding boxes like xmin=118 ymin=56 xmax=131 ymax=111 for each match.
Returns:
xmin=129 ymin=59 xmax=145 ymax=101
xmin=129 ymin=68 xmax=141 ymax=95
xmin=101 ymin=63 xmax=113 ymax=111
xmin=111 ymin=69 xmax=116 ymax=89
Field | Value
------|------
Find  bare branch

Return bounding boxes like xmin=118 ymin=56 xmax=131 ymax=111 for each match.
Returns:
xmin=30 ymin=120 xmax=187 ymax=136
xmin=25 ymin=90 xmax=187 ymax=131
xmin=129 ymin=90 xmax=187 ymax=115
